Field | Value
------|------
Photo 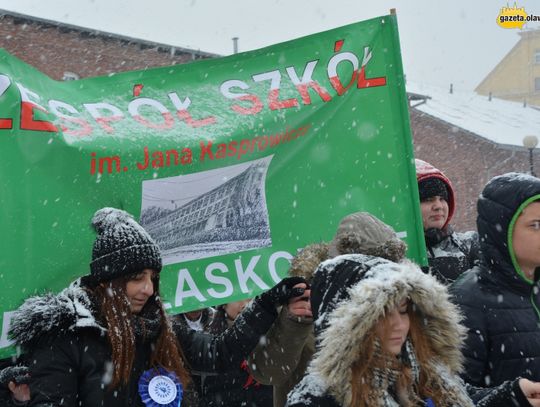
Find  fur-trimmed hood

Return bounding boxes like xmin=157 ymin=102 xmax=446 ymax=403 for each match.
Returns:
xmin=9 ymin=279 xmax=104 ymax=348
xmin=291 ymin=254 xmax=470 ymax=406
xmin=288 ymin=243 xmax=330 ymax=282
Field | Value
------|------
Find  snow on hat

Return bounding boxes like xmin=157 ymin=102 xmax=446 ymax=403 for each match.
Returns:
xmin=89 ymin=207 xmax=162 ymax=283
xmin=327 ymin=212 xmax=406 ymax=262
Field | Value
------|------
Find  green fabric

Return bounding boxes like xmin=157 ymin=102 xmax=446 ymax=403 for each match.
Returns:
xmin=0 ymin=15 xmax=425 ymax=359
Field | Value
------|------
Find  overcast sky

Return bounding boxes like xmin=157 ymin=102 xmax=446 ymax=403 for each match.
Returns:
xmin=0 ymin=0 xmax=538 ymax=90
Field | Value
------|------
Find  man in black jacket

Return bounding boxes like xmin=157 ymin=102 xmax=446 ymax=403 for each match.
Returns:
xmin=451 ymin=172 xmax=540 ymax=386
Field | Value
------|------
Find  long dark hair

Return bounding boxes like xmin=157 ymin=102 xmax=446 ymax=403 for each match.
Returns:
xmin=93 ymin=274 xmax=191 ymax=389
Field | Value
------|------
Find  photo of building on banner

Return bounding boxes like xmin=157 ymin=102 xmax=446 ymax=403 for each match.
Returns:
xmin=141 ymin=156 xmax=273 ymax=264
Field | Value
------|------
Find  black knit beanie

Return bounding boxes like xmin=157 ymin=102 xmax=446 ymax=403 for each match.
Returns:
xmin=418 ymin=178 xmax=449 ymax=202
xmin=89 ymin=207 xmax=162 ymax=283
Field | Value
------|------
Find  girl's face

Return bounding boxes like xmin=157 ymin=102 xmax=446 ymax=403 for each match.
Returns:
xmin=125 ymin=269 xmax=156 ymax=314
xmin=420 ymin=195 xmax=449 ymax=230
xmin=375 ymin=299 xmax=410 ymax=355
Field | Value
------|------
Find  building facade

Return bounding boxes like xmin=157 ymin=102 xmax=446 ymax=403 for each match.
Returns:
xmin=410 ymin=107 xmax=535 ymax=230
xmin=0 ymin=10 xmax=217 ymax=81
xmin=476 ymin=29 xmax=540 ymax=106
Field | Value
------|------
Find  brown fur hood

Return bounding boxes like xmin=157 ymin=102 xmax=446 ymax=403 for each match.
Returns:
xmin=288 ymin=243 xmax=330 ymax=282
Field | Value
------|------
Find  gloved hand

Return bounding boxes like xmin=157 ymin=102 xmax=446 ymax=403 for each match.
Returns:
xmin=0 ymin=365 xmax=30 ymax=403
xmin=0 ymin=366 xmax=29 ymax=387
xmin=256 ymin=276 xmax=308 ymax=311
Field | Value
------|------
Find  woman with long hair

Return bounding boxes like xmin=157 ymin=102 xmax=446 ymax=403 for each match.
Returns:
xmin=8 ymin=207 xmax=303 ymax=406
xmin=286 ymin=254 xmax=540 ymax=407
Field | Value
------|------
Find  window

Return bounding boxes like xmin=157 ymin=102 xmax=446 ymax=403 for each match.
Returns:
xmin=535 ymin=77 xmax=540 ymax=91
xmin=535 ymin=50 xmax=540 ymax=64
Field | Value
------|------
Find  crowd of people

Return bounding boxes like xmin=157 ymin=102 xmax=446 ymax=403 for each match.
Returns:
xmin=2 ymin=160 xmax=540 ymax=407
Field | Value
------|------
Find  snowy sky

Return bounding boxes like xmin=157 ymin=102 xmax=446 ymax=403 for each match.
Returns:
xmin=0 ymin=0 xmax=538 ymax=90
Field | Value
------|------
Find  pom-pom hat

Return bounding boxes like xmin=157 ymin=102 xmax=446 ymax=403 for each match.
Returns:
xmin=89 ymin=207 xmax=162 ymax=283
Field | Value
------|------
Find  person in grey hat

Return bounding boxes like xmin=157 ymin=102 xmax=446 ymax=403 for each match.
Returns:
xmin=8 ymin=207 xmax=305 ymax=407
xmin=247 ymin=212 xmax=407 ymax=407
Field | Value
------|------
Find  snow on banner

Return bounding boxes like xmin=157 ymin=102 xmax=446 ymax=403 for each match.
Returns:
xmin=0 ymin=14 xmax=426 ymax=358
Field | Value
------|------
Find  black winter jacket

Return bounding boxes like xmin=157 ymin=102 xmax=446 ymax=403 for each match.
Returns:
xmin=9 ymin=279 xmax=278 ymax=407
xmin=451 ymin=172 xmax=540 ymax=386
xmin=199 ymin=308 xmax=273 ymax=407
xmin=424 ymin=228 xmax=480 ymax=284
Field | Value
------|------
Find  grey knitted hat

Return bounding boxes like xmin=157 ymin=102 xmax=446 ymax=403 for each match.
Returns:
xmin=328 ymin=212 xmax=406 ymax=262
xmin=89 ymin=207 xmax=162 ymax=283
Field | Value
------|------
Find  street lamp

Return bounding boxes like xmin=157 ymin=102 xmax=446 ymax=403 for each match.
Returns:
xmin=523 ymin=135 xmax=538 ymax=177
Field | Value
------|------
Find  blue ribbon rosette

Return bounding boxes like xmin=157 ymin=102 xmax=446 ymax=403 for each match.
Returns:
xmin=138 ymin=367 xmax=183 ymax=407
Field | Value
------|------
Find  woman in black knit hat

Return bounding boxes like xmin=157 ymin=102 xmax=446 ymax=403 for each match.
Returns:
xmin=6 ymin=207 xmax=304 ymax=407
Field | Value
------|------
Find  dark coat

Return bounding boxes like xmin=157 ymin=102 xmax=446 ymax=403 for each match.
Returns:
xmin=451 ymin=172 xmax=540 ymax=387
xmin=198 ymin=308 xmax=273 ymax=407
xmin=9 ymin=279 xmax=278 ymax=407
xmin=424 ymin=228 xmax=480 ymax=284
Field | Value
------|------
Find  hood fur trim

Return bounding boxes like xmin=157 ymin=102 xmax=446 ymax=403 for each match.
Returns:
xmin=10 ymin=279 xmax=104 ymax=348
xmin=309 ymin=255 xmax=467 ymax=405
xmin=288 ymin=243 xmax=330 ymax=282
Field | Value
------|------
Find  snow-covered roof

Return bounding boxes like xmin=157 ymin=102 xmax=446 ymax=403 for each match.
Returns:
xmin=407 ymin=82 xmax=540 ymax=148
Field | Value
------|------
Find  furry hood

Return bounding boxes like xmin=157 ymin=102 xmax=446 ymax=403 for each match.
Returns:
xmin=288 ymin=243 xmax=330 ymax=282
xmin=306 ymin=254 xmax=468 ymax=406
xmin=10 ymin=279 xmax=104 ymax=348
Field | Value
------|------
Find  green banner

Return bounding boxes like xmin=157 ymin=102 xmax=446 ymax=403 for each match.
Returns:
xmin=0 ymin=15 xmax=425 ymax=358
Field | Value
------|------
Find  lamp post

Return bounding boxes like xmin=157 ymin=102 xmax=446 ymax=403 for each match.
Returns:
xmin=523 ymin=135 xmax=539 ymax=177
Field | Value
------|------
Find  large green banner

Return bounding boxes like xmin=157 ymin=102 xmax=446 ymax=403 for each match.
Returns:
xmin=0 ymin=14 xmax=425 ymax=358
